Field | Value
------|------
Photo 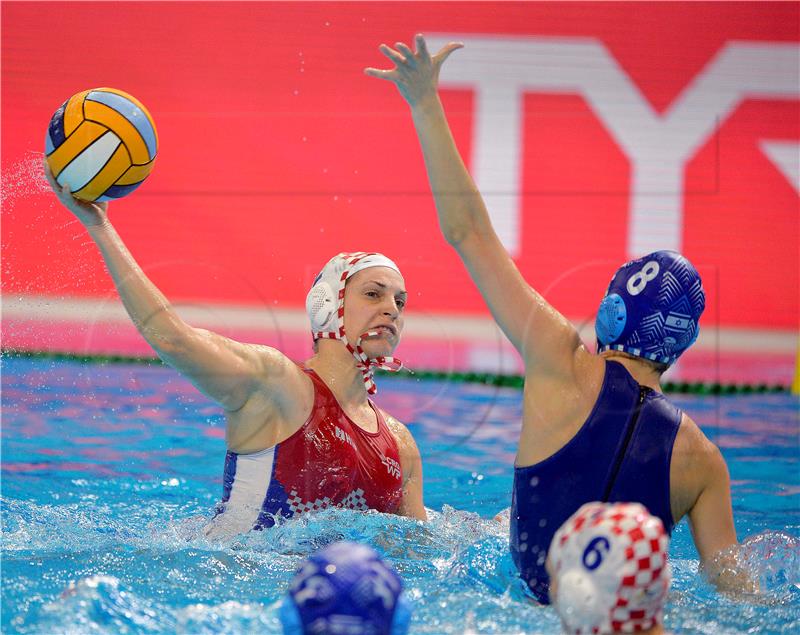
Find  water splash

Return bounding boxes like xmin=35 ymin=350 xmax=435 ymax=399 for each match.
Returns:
xmin=1 ymin=152 xmax=51 ymax=208
xmin=736 ymin=531 xmax=800 ymax=600
xmin=16 ymin=575 xmax=168 ymax=635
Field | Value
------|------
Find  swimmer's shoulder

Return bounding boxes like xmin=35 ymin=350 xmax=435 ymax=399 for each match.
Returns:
xmin=519 ymin=344 xmax=605 ymax=439
xmin=381 ymin=410 xmax=412 ymax=443
xmin=234 ymin=343 xmax=312 ymax=413
xmin=669 ymin=411 xmax=728 ymax=522
xmin=240 ymin=343 xmax=308 ymax=385
xmin=380 ymin=411 xmax=421 ymax=457
xmin=672 ymin=411 xmax=719 ymax=466
xmin=224 ymin=345 xmax=314 ymax=452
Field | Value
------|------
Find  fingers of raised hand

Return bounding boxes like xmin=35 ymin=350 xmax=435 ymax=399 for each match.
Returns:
xmin=414 ymin=34 xmax=429 ymax=57
xmin=43 ymin=160 xmax=71 ymax=202
xmin=379 ymin=43 xmax=407 ymax=66
xmin=43 ymin=159 xmax=78 ymax=205
xmin=364 ymin=67 xmax=396 ymax=81
xmin=433 ymin=41 xmax=464 ymax=66
xmin=43 ymin=159 xmax=58 ymax=189
xmin=395 ymin=41 xmax=415 ymax=65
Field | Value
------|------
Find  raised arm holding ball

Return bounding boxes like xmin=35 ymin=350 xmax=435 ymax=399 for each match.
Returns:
xmin=44 ymin=90 xmax=427 ymax=537
xmin=366 ymin=34 xmax=747 ymax=599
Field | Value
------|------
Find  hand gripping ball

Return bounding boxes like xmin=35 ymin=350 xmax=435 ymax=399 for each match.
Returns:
xmin=45 ymin=88 xmax=158 ymax=202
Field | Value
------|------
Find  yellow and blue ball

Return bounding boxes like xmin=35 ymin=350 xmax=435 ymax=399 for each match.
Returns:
xmin=45 ymin=87 xmax=158 ymax=202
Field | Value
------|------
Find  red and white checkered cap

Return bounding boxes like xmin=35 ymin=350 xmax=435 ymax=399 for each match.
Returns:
xmin=548 ymin=502 xmax=671 ymax=634
xmin=306 ymin=252 xmax=404 ymax=394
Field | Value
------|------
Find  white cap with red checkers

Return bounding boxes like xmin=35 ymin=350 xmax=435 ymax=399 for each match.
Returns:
xmin=306 ymin=252 xmax=403 ymax=394
xmin=548 ymin=502 xmax=671 ymax=634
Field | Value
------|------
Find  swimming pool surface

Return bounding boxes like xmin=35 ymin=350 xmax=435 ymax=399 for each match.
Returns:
xmin=2 ymin=357 xmax=798 ymax=633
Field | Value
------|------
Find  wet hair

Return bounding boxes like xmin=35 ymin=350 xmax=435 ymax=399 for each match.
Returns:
xmin=602 ymin=350 xmax=669 ymax=376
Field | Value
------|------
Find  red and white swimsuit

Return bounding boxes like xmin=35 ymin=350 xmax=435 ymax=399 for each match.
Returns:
xmin=213 ymin=367 xmax=403 ymax=530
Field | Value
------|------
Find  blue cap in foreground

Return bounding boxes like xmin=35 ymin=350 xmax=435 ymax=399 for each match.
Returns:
xmin=280 ymin=541 xmax=411 ymax=635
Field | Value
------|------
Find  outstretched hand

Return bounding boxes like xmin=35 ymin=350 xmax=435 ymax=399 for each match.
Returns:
xmin=44 ymin=159 xmax=108 ymax=228
xmin=364 ymin=34 xmax=463 ymax=107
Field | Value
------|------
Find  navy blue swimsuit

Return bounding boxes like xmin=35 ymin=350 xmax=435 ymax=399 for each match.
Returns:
xmin=510 ymin=360 xmax=681 ymax=603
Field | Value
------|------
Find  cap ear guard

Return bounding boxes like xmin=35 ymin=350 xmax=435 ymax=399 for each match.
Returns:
xmin=306 ymin=282 xmax=337 ymax=333
xmin=595 ymin=293 xmax=627 ymax=345
xmin=555 ymin=569 xmax=601 ymax=632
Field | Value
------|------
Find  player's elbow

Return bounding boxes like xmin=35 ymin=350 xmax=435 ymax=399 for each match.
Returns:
xmin=440 ymin=220 xmax=473 ymax=247
xmin=133 ymin=310 xmax=194 ymax=356
xmin=147 ymin=325 xmax=202 ymax=363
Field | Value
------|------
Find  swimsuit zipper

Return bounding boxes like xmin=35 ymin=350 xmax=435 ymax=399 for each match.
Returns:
xmin=602 ymin=386 xmax=649 ymax=502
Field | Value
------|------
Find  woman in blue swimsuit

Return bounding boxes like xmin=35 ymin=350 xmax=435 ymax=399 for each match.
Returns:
xmin=366 ymin=34 xmax=749 ymax=601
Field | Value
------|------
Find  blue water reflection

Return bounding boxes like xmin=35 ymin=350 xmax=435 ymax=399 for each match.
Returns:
xmin=2 ymin=357 xmax=798 ymax=633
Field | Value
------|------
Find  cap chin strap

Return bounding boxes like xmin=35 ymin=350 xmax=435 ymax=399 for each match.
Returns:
xmin=312 ymin=252 xmax=403 ymax=394
xmin=314 ymin=329 xmax=402 ymax=395
xmin=348 ymin=331 xmax=403 ymax=395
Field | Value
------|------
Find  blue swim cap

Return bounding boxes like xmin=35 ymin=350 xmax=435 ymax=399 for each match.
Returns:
xmin=280 ymin=541 xmax=411 ymax=635
xmin=595 ymin=250 xmax=705 ymax=366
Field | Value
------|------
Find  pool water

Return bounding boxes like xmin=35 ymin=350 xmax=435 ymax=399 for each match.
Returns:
xmin=2 ymin=357 xmax=798 ymax=634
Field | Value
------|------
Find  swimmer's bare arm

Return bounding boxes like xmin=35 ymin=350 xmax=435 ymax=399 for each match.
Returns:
xmin=385 ymin=413 xmax=428 ymax=521
xmin=45 ymin=165 xmax=299 ymax=412
xmin=676 ymin=415 xmax=754 ymax=593
xmin=366 ymin=36 xmax=582 ymax=375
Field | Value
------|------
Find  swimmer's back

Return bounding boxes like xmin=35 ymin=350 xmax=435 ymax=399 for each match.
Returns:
xmin=515 ymin=347 xmax=714 ymax=525
xmin=511 ymin=359 xmax=682 ymax=602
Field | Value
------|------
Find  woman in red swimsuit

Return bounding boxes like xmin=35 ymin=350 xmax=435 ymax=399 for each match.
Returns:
xmin=46 ymin=168 xmax=427 ymax=536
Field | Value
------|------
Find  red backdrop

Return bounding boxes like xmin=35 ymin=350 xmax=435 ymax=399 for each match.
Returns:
xmin=3 ymin=2 xmax=798 ymax=332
